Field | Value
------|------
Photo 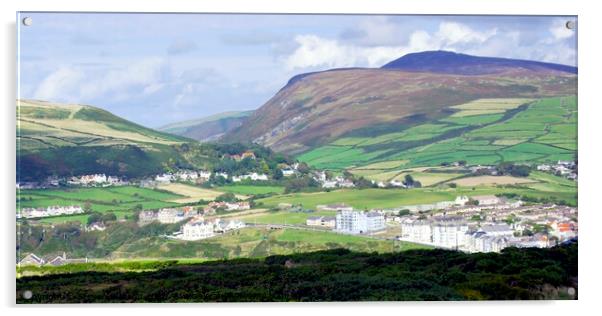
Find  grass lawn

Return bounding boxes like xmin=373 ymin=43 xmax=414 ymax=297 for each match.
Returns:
xmin=234 ymin=210 xmax=336 ymax=225
xmin=216 ymin=185 xmax=285 ymax=195
xmin=448 ymin=175 xmax=537 ymax=187
xmin=257 ymin=185 xmax=577 ymax=210
xmin=157 ymin=183 xmax=240 ymax=203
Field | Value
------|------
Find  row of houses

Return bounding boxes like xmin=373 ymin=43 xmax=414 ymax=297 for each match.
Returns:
xmin=400 ymin=206 xmax=576 ymax=253
xmin=537 ymin=160 xmax=577 ymax=181
xmin=18 ymin=205 xmax=84 ymax=219
xmin=232 ymin=172 xmax=269 ymax=182
xmin=18 ymin=253 xmax=88 ymax=267
xmin=138 ymin=206 xmax=199 ymax=225
xmin=313 ymin=172 xmax=355 ymax=189
xmin=67 ymin=174 xmax=125 ymax=186
xmin=203 ymin=201 xmax=251 ymax=215
xmin=176 ymin=217 xmax=246 ymax=241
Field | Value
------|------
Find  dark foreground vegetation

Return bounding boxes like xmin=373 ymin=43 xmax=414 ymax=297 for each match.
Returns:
xmin=17 ymin=242 xmax=577 ymax=303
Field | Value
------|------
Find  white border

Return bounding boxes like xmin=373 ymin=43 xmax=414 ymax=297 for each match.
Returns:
xmin=2 ymin=0 xmax=601 ymax=315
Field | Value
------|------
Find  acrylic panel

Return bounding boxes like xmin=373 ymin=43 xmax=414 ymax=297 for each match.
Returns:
xmin=16 ymin=12 xmax=578 ymax=303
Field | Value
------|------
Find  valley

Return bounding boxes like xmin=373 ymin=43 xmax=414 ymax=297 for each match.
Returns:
xmin=17 ymin=51 xmax=578 ymax=302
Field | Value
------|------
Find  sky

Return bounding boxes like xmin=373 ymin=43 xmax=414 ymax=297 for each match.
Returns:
xmin=18 ymin=13 xmax=577 ymax=127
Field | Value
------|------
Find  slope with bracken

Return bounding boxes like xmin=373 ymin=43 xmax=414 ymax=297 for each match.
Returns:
xmin=223 ymin=51 xmax=577 ymax=169
xmin=17 ymin=99 xmax=212 ymax=181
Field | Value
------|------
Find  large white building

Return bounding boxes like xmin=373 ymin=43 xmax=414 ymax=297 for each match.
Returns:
xmin=335 ymin=210 xmax=385 ymax=234
xmin=181 ymin=220 xmax=215 ymax=240
xmin=400 ymin=218 xmax=432 ymax=244
xmin=401 ymin=216 xmax=468 ymax=248
xmin=431 ymin=216 xmax=469 ymax=249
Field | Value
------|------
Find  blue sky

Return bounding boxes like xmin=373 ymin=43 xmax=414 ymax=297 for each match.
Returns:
xmin=18 ymin=13 xmax=577 ymax=127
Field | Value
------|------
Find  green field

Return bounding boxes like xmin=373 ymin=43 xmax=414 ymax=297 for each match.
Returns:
xmin=111 ymin=227 xmax=425 ymax=260
xmin=17 ymin=186 xmax=184 ymax=223
xmin=257 ymin=185 xmax=577 ymax=210
xmin=216 ymin=184 xmax=285 ymax=195
xmin=235 ymin=210 xmax=336 ymax=225
xmin=298 ymin=96 xmax=577 ymax=171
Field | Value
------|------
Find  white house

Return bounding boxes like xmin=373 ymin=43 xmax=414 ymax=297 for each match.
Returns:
xmin=472 ymin=195 xmax=501 ymax=206
xmin=454 ymin=196 xmax=470 ymax=206
xmin=155 ymin=173 xmax=173 ymax=183
xmin=199 ymin=170 xmax=212 ymax=180
xmin=281 ymin=169 xmax=295 ymax=177
xmin=389 ymin=180 xmax=406 ymax=187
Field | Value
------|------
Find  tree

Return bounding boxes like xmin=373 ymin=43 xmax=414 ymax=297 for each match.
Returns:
xmin=101 ymin=212 xmax=117 ymax=223
xmin=403 ymin=174 xmax=415 ymax=187
xmin=448 ymin=182 xmax=457 ymax=188
xmin=215 ymin=192 xmax=237 ymax=203
xmin=87 ymin=212 xmax=102 ymax=225
xmin=296 ymin=162 xmax=310 ymax=174
xmin=398 ymin=209 xmax=410 ymax=216
xmin=272 ymin=169 xmax=283 ymax=180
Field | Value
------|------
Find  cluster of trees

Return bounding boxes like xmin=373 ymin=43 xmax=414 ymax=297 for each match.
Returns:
xmin=87 ymin=212 xmax=117 ymax=225
xmin=17 ymin=243 xmax=578 ymax=303
xmin=496 ymin=162 xmax=531 ymax=177
xmin=496 ymin=193 xmax=573 ymax=207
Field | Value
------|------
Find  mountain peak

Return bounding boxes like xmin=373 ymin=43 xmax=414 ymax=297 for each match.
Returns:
xmin=381 ymin=50 xmax=577 ymax=75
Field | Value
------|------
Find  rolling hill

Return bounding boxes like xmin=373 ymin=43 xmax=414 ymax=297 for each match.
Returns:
xmin=17 ymin=99 xmax=212 ymax=181
xmin=159 ymin=110 xmax=253 ymax=142
xmin=223 ymin=51 xmax=577 ymax=170
xmin=382 ymin=50 xmax=578 ymax=75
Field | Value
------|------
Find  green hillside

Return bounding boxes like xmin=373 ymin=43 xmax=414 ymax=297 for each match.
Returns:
xmin=17 ymin=99 xmax=209 ymax=181
xmin=298 ymin=96 xmax=577 ymax=171
xmin=159 ymin=110 xmax=253 ymax=142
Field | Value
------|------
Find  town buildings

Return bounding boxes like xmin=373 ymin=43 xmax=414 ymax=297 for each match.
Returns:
xmin=176 ymin=217 xmax=246 ymax=241
xmin=232 ymin=173 xmax=269 ymax=182
xmin=157 ymin=207 xmax=198 ymax=224
xmin=19 ymin=205 xmax=84 ymax=219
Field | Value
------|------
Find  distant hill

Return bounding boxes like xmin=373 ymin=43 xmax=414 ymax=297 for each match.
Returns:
xmin=223 ymin=51 xmax=577 ymax=157
xmin=17 ymin=99 xmax=211 ymax=181
xmin=381 ymin=50 xmax=577 ymax=75
xmin=159 ymin=110 xmax=253 ymax=142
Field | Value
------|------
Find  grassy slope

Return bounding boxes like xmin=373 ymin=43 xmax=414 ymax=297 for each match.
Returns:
xmin=158 ymin=110 xmax=253 ymax=135
xmin=257 ymin=184 xmax=576 ymax=210
xmin=17 ymin=100 xmax=203 ymax=181
xmin=300 ymin=96 xmax=576 ymax=170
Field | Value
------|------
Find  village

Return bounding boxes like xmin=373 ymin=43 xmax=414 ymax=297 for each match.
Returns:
xmin=298 ymin=193 xmax=578 ymax=254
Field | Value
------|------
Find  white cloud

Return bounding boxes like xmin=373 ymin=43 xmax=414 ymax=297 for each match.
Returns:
xmin=436 ymin=22 xmax=497 ymax=46
xmin=282 ymin=18 xmax=580 ymax=72
xmin=284 ymin=22 xmax=498 ymax=70
xmin=550 ymin=19 xmax=575 ymax=40
xmin=33 ymin=67 xmax=85 ymax=102
xmin=33 ymin=58 xmax=169 ymax=104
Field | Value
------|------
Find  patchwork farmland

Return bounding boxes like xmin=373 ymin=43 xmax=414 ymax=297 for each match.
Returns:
xmin=299 ymin=96 xmax=576 ymax=177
